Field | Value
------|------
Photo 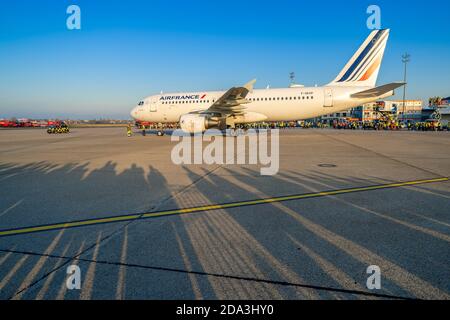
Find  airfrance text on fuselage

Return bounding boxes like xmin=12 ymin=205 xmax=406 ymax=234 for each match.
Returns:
xmin=160 ymin=94 xmax=206 ymax=101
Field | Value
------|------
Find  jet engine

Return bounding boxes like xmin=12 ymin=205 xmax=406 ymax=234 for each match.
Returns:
xmin=179 ymin=113 xmax=220 ymax=134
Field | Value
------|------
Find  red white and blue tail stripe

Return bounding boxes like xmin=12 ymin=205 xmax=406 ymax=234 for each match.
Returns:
xmin=328 ymin=29 xmax=390 ymax=87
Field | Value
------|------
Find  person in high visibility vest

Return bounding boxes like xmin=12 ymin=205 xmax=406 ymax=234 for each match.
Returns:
xmin=127 ymin=124 xmax=132 ymax=137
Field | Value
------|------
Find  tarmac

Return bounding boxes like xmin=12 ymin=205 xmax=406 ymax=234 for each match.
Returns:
xmin=0 ymin=127 xmax=449 ymax=300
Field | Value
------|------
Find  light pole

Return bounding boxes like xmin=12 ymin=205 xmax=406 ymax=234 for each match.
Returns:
xmin=402 ymin=53 xmax=410 ymax=120
xmin=289 ymin=72 xmax=295 ymax=86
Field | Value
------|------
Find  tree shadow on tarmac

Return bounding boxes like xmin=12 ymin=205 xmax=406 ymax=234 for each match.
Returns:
xmin=0 ymin=161 xmax=176 ymax=299
xmin=0 ymin=161 xmax=449 ymax=299
xmin=175 ymin=166 xmax=450 ymax=299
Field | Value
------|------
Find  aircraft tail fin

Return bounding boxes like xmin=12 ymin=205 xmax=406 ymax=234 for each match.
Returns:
xmin=327 ymin=29 xmax=390 ymax=88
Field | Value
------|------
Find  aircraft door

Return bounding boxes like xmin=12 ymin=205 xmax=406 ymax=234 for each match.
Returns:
xmin=324 ymin=88 xmax=333 ymax=107
xmin=149 ymin=100 xmax=157 ymax=112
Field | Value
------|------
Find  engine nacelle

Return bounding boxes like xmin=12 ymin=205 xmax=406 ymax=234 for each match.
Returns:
xmin=179 ymin=114 xmax=219 ymax=134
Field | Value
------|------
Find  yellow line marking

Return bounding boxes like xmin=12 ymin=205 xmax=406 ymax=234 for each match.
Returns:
xmin=0 ymin=177 xmax=447 ymax=238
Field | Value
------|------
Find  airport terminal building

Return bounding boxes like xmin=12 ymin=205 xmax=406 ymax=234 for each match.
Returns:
xmin=320 ymin=99 xmax=424 ymax=123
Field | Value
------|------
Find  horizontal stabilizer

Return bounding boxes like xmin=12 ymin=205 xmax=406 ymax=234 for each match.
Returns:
xmin=351 ymin=82 xmax=405 ymax=98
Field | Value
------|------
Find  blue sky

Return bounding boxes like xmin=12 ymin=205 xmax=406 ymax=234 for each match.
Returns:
xmin=0 ymin=0 xmax=449 ymax=119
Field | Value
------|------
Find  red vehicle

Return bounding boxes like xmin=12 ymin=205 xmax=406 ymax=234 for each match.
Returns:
xmin=47 ymin=120 xmax=62 ymax=127
xmin=18 ymin=118 xmax=32 ymax=127
xmin=0 ymin=120 xmax=19 ymax=127
xmin=135 ymin=120 xmax=153 ymax=129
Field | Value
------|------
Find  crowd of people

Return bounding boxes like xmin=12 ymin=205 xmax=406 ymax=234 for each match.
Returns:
xmin=241 ymin=120 xmax=448 ymax=131
xmin=330 ymin=120 xmax=447 ymax=131
xmin=409 ymin=121 xmax=447 ymax=131
xmin=133 ymin=119 xmax=449 ymax=133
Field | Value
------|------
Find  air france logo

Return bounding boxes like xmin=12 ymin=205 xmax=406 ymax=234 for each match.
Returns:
xmin=160 ymin=94 xmax=207 ymax=101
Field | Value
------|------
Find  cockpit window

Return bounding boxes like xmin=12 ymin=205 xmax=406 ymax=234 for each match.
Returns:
xmin=138 ymin=101 xmax=144 ymax=106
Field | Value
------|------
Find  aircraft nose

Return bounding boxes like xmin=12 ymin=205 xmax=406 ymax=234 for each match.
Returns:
xmin=130 ymin=107 xmax=139 ymax=119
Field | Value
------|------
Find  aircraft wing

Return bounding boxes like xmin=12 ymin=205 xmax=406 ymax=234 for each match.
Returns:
xmin=206 ymin=79 xmax=256 ymax=115
xmin=351 ymin=82 xmax=405 ymax=99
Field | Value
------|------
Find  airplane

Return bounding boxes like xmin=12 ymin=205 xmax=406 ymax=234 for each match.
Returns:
xmin=130 ymin=29 xmax=404 ymax=135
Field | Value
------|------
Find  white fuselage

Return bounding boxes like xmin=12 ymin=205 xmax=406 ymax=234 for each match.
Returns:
xmin=131 ymin=30 xmax=396 ymax=126
xmin=131 ymin=85 xmax=384 ymax=124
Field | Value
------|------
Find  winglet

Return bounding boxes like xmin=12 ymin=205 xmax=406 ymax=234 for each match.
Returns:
xmin=243 ymin=79 xmax=257 ymax=93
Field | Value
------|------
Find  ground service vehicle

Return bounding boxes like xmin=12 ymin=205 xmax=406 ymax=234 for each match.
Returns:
xmin=47 ymin=123 xmax=70 ymax=134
